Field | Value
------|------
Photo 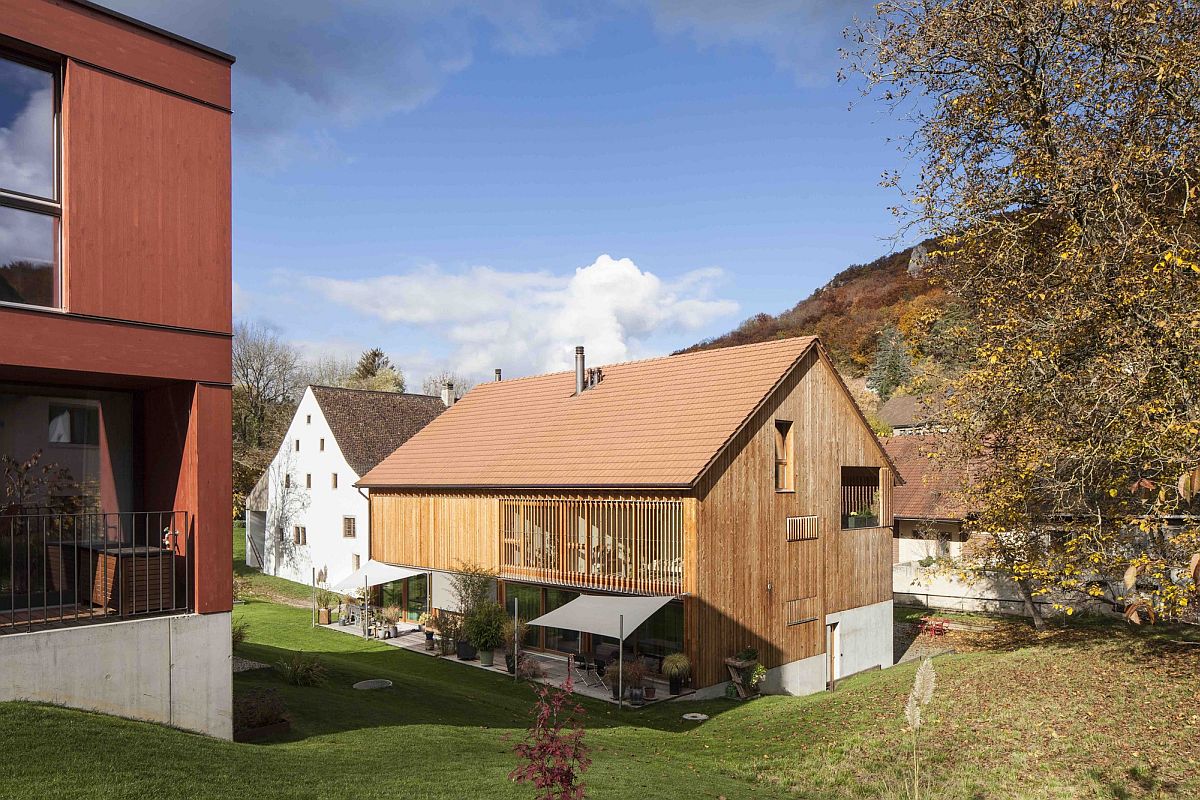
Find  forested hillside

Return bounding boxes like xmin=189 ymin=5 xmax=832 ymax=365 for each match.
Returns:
xmin=680 ymin=241 xmax=944 ymax=377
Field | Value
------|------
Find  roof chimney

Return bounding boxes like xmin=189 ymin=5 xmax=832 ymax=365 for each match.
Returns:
xmin=494 ymin=368 xmax=502 ymax=382
xmin=575 ymin=346 xmax=585 ymax=395
xmin=441 ymin=381 xmax=456 ymax=407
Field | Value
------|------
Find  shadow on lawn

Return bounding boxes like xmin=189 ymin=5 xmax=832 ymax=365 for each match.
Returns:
xmin=234 ymin=640 xmax=740 ymax=742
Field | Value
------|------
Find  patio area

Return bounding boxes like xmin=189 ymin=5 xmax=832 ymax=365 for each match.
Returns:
xmin=319 ymin=619 xmax=676 ymax=706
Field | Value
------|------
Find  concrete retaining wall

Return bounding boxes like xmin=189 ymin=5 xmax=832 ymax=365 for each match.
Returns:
xmin=0 ymin=612 xmax=232 ymax=739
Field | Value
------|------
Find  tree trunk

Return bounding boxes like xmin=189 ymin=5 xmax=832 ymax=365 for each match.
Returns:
xmin=1016 ymin=578 xmax=1046 ymax=631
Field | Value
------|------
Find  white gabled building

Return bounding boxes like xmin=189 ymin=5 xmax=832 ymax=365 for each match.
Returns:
xmin=245 ymin=386 xmax=445 ymax=588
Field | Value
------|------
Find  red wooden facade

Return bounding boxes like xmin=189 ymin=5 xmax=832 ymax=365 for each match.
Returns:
xmin=0 ymin=1 xmax=233 ymax=615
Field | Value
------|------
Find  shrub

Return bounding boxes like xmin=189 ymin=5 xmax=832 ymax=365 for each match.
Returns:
xmin=437 ymin=611 xmax=463 ymax=654
xmin=231 ymin=617 xmax=249 ymax=650
xmin=276 ymin=653 xmax=327 ymax=687
xmin=381 ymin=605 xmax=402 ymax=625
xmin=233 ymin=688 xmax=286 ymax=733
xmin=516 ymin=655 xmax=546 ymax=681
xmin=316 ymin=586 xmax=337 ymax=610
xmin=510 ymin=675 xmax=590 ymax=800
xmin=619 ymin=659 xmax=646 ymax=690
xmin=448 ymin=561 xmax=497 ymax=620
xmin=734 ymin=646 xmax=759 ymax=662
xmin=661 ymin=653 xmax=691 ymax=681
xmin=502 ymin=617 xmax=529 ymax=654
xmin=465 ymin=601 xmax=508 ymax=651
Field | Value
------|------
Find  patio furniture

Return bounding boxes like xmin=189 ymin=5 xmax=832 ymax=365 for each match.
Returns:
xmin=593 ymin=657 xmax=609 ymax=689
xmin=919 ymin=617 xmax=948 ymax=636
xmin=575 ymin=653 xmax=604 ymax=687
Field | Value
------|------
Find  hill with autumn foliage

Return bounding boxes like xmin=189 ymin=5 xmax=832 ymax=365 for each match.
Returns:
xmin=680 ymin=242 xmax=946 ymax=377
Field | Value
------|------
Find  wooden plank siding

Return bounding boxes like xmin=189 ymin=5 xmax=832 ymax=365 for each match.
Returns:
xmin=690 ymin=347 xmax=893 ymax=687
xmin=369 ymin=491 xmax=500 ymax=571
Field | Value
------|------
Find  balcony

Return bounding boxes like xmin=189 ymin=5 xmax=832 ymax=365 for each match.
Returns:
xmin=0 ymin=510 xmax=191 ymax=634
xmin=499 ymin=497 xmax=684 ymax=595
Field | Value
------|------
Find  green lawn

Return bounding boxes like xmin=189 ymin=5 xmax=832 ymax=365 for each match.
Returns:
xmin=233 ymin=522 xmax=314 ymax=606
xmin=1 ymin=598 xmax=1196 ymax=800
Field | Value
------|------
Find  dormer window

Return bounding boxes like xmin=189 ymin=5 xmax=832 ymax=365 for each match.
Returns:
xmin=774 ymin=420 xmax=794 ymax=492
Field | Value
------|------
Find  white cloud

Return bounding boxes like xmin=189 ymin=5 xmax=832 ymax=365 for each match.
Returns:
xmin=306 ymin=254 xmax=737 ymax=380
xmin=640 ymin=0 xmax=875 ymax=85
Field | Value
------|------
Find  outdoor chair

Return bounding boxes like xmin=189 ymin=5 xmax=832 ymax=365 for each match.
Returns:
xmin=575 ymin=654 xmax=602 ymax=687
xmin=593 ymin=657 xmax=609 ymax=689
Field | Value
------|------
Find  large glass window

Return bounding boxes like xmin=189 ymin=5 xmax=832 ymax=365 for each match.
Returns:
xmin=543 ymin=588 xmax=580 ymax=654
xmin=0 ymin=53 xmax=59 ymax=309
xmin=503 ymin=582 xmax=542 ymax=648
xmin=405 ymin=574 xmax=427 ymax=621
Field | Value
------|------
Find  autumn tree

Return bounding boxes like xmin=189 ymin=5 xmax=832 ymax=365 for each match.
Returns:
xmin=847 ymin=0 xmax=1200 ymax=620
xmin=867 ymin=325 xmax=914 ymax=400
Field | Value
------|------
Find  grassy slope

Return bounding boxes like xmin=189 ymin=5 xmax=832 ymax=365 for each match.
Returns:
xmin=2 ymin=601 xmax=1197 ymax=800
xmin=233 ymin=522 xmax=314 ymax=606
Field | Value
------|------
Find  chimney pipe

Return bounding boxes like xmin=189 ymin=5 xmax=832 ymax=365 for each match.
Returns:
xmin=575 ymin=346 xmax=585 ymax=395
xmin=494 ymin=368 xmax=502 ymax=382
xmin=441 ymin=381 xmax=456 ymax=407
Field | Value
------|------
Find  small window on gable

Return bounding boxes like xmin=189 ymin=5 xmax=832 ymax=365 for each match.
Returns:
xmin=306 ymin=414 xmax=311 ymax=424
xmin=343 ymin=516 xmax=357 ymax=538
xmin=295 ymin=439 xmax=300 ymax=452
xmin=320 ymin=438 xmax=325 ymax=451
xmin=331 ymin=473 xmax=338 ymax=489
xmin=284 ymin=474 xmax=291 ymax=489
xmin=774 ymin=420 xmax=794 ymax=492
xmin=352 ymin=553 xmax=361 ymax=571
xmin=305 ymin=473 xmax=312 ymax=489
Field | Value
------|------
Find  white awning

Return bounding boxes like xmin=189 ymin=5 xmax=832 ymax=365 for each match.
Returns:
xmin=331 ymin=560 xmax=423 ymax=593
xmin=526 ymin=594 xmax=676 ymax=641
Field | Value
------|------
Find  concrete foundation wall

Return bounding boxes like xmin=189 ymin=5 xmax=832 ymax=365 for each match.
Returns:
xmin=826 ymin=599 xmax=893 ymax=677
xmin=761 ymin=652 xmax=826 ymax=697
xmin=0 ymin=612 xmax=232 ymax=739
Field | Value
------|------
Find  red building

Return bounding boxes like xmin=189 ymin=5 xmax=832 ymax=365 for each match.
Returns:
xmin=0 ymin=1 xmax=234 ymax=737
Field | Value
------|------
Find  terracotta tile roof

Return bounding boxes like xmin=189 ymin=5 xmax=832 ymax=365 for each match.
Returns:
xmin=884 ymin=434 xmax=971 ymax=520
xmin=310 ymin=386 xmax=445 ymax=477
xmin=359 ymin=337 xmax=826 ymax=489
xmin=877 ymin=394 xmax=930 ymax=428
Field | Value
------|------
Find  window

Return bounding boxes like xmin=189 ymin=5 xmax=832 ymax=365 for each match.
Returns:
xmin=292 ymin=526 xmax=306 ymax=545
xmin=305 ymin=473 xmax=312 ymax=489
xmin=275 ymin=526 xmax=283 ymax=542
xmin=352 ymin=554 xmax=361 ymax=571
xmin=343 ymin=516 xmax=356 ymax=538
xmin=306 ymin=414 xmax=311 ymax=424
xmin=320 ymin=438 xmax=325 ymax=451
xmin=284 ymin=473 xmax=291 ymax=488
xmin=47 ymin=404 xmax=99 ymax=446
xmin=295 ymin=439 xmax=300 ymax=452
xmin=331 ymin=473 xmax=338 ymax=489
xmin=774 ymin=420 xmax=794 ymax=492
xmin=0 ymin=53 xmax=60 ymax=309
xmin=841 ymin=466 xmax=881 ymax=529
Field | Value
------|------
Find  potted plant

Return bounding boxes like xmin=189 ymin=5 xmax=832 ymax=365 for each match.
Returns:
xmin=315 ymin=587 xmax=335 ymax=625
xmin=502 ymin=617 xmax=529 ymax=673
xmin=418 ymin=612 xmax=436 ymax=650
xmin=382 ymin=605 xmax=402 ymax=638
xmin=339 ymin=594 xmax=355 ymax=626
xmin=464 ymin=601 xmax=507 ymax=667
xmin=437 ymin=612 xmax=463 ymax=657
xmin=662 ymin=652 xmax=691 ymax=696
xmin=621 ymin=660 xmax=646 ymax=705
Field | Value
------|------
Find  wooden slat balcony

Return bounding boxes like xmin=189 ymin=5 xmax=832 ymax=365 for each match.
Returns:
xmin=499 ymin=497 xmax=684 ymax=595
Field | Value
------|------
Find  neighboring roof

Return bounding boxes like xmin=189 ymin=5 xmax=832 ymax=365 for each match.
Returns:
xmin=310 ymin=386 xmax=446 ymax=477
xmin=360 ymin=336 xmax=893 ymax=489
xmin=877 ymin=394 xmax=930 ymax=428
xmin=884 ymin=434 xmax=971 ymax=520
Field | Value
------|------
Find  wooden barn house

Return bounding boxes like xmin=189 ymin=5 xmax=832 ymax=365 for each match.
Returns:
xmin=358 ymin=336 xmax=898 ymax=694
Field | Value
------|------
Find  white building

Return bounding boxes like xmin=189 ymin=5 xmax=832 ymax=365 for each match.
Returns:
xmin=245 ymin=386 xmax=445 ymax=588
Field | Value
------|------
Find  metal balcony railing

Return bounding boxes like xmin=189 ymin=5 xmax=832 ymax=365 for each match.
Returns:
xmin=0 ymin=510 xmax=190 ymax=635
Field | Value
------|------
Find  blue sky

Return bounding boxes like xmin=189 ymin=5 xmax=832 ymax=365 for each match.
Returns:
xmin=107 ymin=1 xmax=911 ymax=386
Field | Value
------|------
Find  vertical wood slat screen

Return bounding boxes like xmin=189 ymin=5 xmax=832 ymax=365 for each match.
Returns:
xmin=499 ymin=497 xmax=684 ymax=595
xmin=840 ymin=484 xmax=877 ymax=517
xmin=784 ymin=596 xmax=819 ymax=626
xmin=785 ymin=515 xmax=820 ymax=542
